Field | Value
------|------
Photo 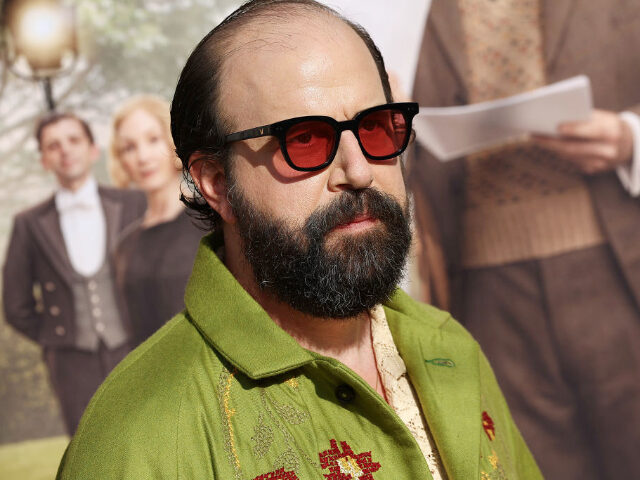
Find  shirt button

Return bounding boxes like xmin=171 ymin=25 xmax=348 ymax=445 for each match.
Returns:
xmin=335 ymin=384 xmax=356 ymax=404
xmin=90 ymin=294 xmax=100 ymax=304
xmin=95 ymin=322 xmax=105 ymax=333
xmin=92 ymin=307 xmax=102 ymax=318
xmin=49 ymin=305 xmax=61 ymax=317
xmin=88 ymin=280 xmax=97 ymax=291
xmin=55 ymin=325 xmax=65 ymax=336
xmin=44 ymin=282 xmax=56 ymax=292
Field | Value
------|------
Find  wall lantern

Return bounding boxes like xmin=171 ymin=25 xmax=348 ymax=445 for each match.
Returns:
xmin=2 ymin=0 xmax=78 ymax=111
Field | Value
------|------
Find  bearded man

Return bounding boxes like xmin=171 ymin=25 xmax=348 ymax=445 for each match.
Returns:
xmin=57 ymin=1 xmax=540 ymax=479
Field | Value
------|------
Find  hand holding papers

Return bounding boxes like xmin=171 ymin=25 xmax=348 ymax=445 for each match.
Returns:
xmin=413 ymin=76 xmax=593 ymax=161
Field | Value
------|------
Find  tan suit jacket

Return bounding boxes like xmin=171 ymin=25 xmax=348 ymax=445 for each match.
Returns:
xmin=2 ymin=186 xmax=146 ymax=348
xmin=410 ymin=0 xmax=640 ymax=310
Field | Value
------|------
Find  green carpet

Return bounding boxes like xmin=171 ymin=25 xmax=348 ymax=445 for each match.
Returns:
xmin=0 ymin=436 xmax=69 ymax=480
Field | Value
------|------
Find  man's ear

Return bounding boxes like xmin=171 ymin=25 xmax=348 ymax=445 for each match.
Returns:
xmin=188 ymin=152 xmax=236 ymax=224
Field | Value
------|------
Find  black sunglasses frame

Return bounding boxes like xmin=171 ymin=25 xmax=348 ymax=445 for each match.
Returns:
xmin=224 ymin=102 xmax=419 ymax=172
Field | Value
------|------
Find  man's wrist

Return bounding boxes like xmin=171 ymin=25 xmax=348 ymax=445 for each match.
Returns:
xmin=617 ymin=112 xmax=640 ymax=197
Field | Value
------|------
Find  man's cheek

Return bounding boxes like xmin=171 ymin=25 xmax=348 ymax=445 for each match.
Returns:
xmin=272 ymin=152 xmax=318 ymax=180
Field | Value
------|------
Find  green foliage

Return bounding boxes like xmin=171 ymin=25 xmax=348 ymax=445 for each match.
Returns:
xmin=68 ymin=0 xmax=240 ymax=109
xmin=0 ymin=0 xmax=242 ymax=445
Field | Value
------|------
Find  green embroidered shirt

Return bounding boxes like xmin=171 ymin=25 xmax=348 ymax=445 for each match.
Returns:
xmin=57 ymin=234 xmax=541 ymax=480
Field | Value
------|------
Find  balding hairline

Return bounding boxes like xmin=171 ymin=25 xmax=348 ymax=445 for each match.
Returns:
xmin=217 ymin=4 xmax=337 ymax=61
xmin=171 ymin=0 xmax=393 ymax=231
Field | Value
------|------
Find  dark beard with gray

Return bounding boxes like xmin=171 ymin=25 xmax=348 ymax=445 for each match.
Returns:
xmin=228 ymin=185 xmax=412 ymax=319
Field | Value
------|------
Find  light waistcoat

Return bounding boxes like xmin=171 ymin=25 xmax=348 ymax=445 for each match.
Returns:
xmin=71 ymin=261 xmax=128 ymax=351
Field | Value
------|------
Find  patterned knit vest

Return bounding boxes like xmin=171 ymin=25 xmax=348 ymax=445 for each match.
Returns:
xmin=457 ymin=0 xmax=604 ymax=268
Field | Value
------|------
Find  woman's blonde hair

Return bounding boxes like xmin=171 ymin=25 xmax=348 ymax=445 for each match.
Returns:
xmin=108 ymin=94 xmax=177 ymax=188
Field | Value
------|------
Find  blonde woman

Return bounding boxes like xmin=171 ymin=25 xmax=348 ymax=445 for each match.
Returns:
xmin=110 ymin=95 xmax=202 ymax=346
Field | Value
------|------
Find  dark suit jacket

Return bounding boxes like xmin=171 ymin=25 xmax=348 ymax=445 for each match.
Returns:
xmin=2 ymin=185 xmax=146 ymax=348
xmin=410 ymin=0 xmax=640 ymax=310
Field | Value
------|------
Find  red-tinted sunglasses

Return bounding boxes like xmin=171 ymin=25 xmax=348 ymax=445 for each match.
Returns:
xmin=224 ymin=102 xmax=419 ymax=172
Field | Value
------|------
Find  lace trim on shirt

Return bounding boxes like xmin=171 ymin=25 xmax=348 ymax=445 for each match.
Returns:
xmin=370 ymin=305 xmax=447 ymax=480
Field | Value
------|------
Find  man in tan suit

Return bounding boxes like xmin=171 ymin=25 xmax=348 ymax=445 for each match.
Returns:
xmin=409 ymin=1 xmax=640 ymax=478
xmin=2 ymin=113 xmax=145 ymax=433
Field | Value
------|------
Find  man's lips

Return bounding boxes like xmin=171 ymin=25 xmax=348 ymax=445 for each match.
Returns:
xmin=332 ymin=214 xmax=378 ymax=231
xmin=60 ymin=158 xmax=78 ymax=169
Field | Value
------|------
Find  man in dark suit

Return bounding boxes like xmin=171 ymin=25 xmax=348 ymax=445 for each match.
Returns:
xmin=409 ymin=1 xmax=640 ymax=478
xmin=2 ymin=112 xmax=145 ymax=434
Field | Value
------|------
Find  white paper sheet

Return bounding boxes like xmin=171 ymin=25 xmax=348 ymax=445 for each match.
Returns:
xmin=413 ymin=75 xmax=593 ymax=161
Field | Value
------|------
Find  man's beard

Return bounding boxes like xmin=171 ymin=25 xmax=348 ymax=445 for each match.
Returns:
xmin=228 ymin=183 xmax=412 ymax=319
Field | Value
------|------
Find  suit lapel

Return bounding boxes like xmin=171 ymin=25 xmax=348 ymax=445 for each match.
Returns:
xmin=590 ymin=175 xmax=640 ymax=312
xmin=33 ymin=197 xmax=75 ymax=284
xmin=428 ymin=0 xmax=576 ymax=93
xmin=542 ymin=0 xmax=576 ymax=72
xmin=386 ymin=308 xmax=481 ymax=480
xmin=99 ymin=187 xmax=122 ymax=255
xmin=31 ymin=188 xmax=123 ymax=283
xmin=429 ymin=0 xmax=469 ymax=90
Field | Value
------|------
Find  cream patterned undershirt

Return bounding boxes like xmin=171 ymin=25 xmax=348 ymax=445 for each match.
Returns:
xmin=370 ymin=305 xmax=447 ymax=480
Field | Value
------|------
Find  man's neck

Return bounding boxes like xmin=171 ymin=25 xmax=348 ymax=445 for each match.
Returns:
xmin=262 ymin=294 xmax=371 ymax=357
xmin=256 ymin=283 xmax=382 ymax=393
xmin=58 ymin=172 xmax=92 ymax=193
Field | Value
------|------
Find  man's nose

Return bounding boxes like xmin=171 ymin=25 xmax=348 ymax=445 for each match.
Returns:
xmin=327 ymin=131 xmax=374 ymax=191
xmin=59 ymin=140 xmax=72 ymax=156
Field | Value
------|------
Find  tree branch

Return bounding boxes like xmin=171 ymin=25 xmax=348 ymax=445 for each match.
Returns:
xmin=0 ymin=128 xmax=35 ymax=163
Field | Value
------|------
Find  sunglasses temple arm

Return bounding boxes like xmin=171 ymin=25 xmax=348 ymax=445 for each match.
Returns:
xmin=225 ymin=125 xmax=274 ymax=142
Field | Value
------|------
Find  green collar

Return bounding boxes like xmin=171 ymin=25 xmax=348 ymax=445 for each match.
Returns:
xmin=184 ymin=234 xmax=316 ymax=379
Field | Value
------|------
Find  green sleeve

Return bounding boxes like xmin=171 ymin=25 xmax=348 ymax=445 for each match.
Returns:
xmin=477 ymin=347 xmax=543 ymax=479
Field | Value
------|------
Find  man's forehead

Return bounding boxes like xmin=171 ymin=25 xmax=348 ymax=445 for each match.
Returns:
xmin=43 ymin=118 xmax=85 ymax=139
xmin=224 ymin=12 xmax=352 ymax=76
xmin=232 ymin=10 xmax=334 ymax=51
xmin=219 ymin=12 xmax=384 ymax=126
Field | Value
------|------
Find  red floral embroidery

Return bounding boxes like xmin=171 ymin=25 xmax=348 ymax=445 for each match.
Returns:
xmin=482 ymin=411 xmax=496 ymax=441
xmin=252 ymin=467 xmax=300 ymax=480
xmin=319 ymin=439 xmax=381 ymax=479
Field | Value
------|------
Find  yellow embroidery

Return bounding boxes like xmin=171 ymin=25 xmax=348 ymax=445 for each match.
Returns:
xmin=480 ymin=450 xmax=507 ymax=480
xmin=224 ymin=372 xmax=241 ymax=470
xmin=285 ymin=377 xmax=299 ymax=389
xmin=338 ymin=456 xmax=364 ymax=478
xmin=489 ymin=451 xmax=499 ymax=469
xmin=218 ymin=368 xmax=242 ymax=478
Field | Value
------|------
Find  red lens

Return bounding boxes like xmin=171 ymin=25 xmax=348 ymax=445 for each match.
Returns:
xmin=358 ymin=108 xmax=407 ymax=158
xmin=284 ymin=120 xmax=336 ymax=169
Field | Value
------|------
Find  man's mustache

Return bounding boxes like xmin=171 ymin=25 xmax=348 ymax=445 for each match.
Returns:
xmin=304 ymin=188 xmax=403 ymax=237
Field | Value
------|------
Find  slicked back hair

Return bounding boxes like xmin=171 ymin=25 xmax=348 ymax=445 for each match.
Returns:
xmin=35 ymin=112 xmax=95 ymax=150
xmin=171 ymin=0 xmax=393 ymax=230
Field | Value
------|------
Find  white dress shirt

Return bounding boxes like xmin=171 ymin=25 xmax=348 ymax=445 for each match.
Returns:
xmin=617 ymin=112 xmax=640 ymax=197
xmin=55 ymin=177 xmax=107 ymax=277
